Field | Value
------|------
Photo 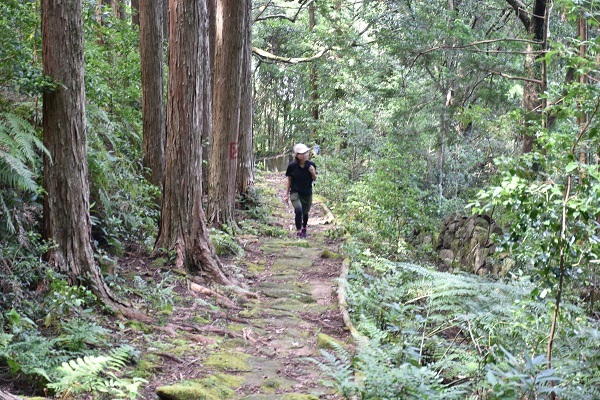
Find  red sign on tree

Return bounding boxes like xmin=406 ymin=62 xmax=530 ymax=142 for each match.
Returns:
xmin=229 ymin=142 xmax=238 ymax=160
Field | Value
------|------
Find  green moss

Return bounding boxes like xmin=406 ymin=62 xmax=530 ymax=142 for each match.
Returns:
xmin=125 ymin=320 xmax=153 ymax=333
xmin=259 ymin=239 xmax=295 ymax=254
xmin=316 ymin=333 xmax=346 ymax=350
xmin=270 ymin=257 xmax=314 ymax=273
xmin=205 ymin=351 xmax=251 ymax=372
xmin=270 ymin=297 xmax=307 ymax=312
xmin=320 ymin=248 xmax=343 ymax=259
xmin=151 ymin=257 xmax=169 ymax=269
xmin=245 ymin=261 xmax=267 ymax=273
xmin=193 ymin=315 xmax=211 ymax=324
xmin=156 ymin=381 xmax=212 ymax=400
xmin=220 ymin=338 xmax=247 ymax=349
xmin=238 ymin=307 xmax=260 ymax=318
xmin=226 ymin=323 xmax=248 ymax=332
xmin=281 ymin=395 xmax=320 ymax=400
xmin=156 ymin=374 xmax=242 ymax=400
xmin=135 ymin=357 xmax=160 ymax=379
xmin=261 ymin=377 xmax=282 ymax=391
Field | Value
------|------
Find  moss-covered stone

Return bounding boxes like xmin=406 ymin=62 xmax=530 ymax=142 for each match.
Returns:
xmin=316 ymin=333 xmax=346 ymax=350
xmin=156 ymin=374 xmax=243 ymax=400
xmin=245 ymin=261 xmax=267 ymax=274
xmin=320 ymin=249 xmax=343 ymax=259
xmin=256 ymin=281 xmax=312 ymax=300
xmin=270 ymin=297 xmax=307 ymax=312
xmin=192 ymin=315 xmax=211 ymax=325
xmin=125 ymin=320 xmax=154 ymax=333
xmin=281 ymin=395 xmax=320 ymax=400
xmin=205 ymin=350 xmax=251 ymax=372
xmin=156 ymin=381 xmax=212 ymax=400
xmin=259 ymin=238 xmax=295 ymax=254
xmin=270 ymin=257 xmax=314 ymax=273
xmin=238 ymin=306 xmax=260 ymax=318
xmin=220 ymin=337 xmax=248 ymax=349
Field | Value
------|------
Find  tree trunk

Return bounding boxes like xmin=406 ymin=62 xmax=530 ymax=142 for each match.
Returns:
xmin=207 ymin=0 xmax=244 ymax=228
xmin=309 ymin=2 xmax=319 ymax=142
xmin=577 ymin=14 xmax=588 ymax=165
xmin=156 ymin=0 xmax=232 ymax=286
xmin=131 ymin=0 xmax=139 ymax=26
xmin=511 ymin=0 xmax=548 ymax=153
xmin=139 ymin=0 xmax=166 ymax=191
xmin=111 ymin=0 xmax=126 ymax=20
xmin=237 ymin=0 xmax=254 ymax=195
xmin=202 ymin=0 xmax=217 ymax=195
xmin=163 ymin=0 xmax=170 ymax=45
xmin=42 ymin=0 xmax=144 ymax=320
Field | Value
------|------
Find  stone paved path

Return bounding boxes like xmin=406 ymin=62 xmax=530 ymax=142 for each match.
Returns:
xmin=151 ymin=171 xmax=349 ymax=400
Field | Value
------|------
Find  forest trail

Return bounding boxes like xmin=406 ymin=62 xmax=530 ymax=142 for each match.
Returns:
xmin=138 ymin=171 xmax=350 ymax=400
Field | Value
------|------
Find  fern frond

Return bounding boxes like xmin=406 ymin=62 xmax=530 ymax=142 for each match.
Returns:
xmin=0 ymin=154 xmax=36 ymax=191
xmin=47 ymin=345 xmax=145 ymax=398
xmin=0 ymin=112 xmax=46 ymax=193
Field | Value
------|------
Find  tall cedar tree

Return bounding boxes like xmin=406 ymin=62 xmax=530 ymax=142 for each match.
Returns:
xmin=207 ymin=0 xmax=245 ymax=227
xmin=237 ymin=0 xmax=254 ymax=195
xmin=156 ymin=0 xmax=232 ymax=285
xmin=140 ymin=0 xmax=166 ymax=190
xmin=42 ymin=0 xmax=146 ymax=320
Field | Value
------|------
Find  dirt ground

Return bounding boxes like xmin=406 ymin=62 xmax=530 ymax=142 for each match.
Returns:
xmin=122 ymin=171 xmax=351 ymax=399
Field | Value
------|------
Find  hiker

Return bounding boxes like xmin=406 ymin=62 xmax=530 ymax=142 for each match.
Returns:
xmin=284 ymin=143 xmax=317 ymax=238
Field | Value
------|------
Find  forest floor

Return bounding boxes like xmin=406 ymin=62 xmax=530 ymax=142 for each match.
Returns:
xmin=125 ymin=171 xmax=350 ymax=400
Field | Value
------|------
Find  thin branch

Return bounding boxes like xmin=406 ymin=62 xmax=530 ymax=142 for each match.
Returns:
xmin=481 ymin=68 xmax=543 ymax=84
xmin=417 ymin=38 xmax=542 ymax=57
xmin=254 ymin=0 xmax=316 ymax=23
xmin=570 ymin=97 xmax=600 ymax=154
xmin=252 ymin=46 xmax=329 ymax=64
xmin=253 ymin=0 xmax=273 ymax=22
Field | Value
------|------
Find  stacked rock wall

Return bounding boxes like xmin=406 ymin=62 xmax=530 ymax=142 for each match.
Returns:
xmin=436 ymin=214 xmax=503 ymax=275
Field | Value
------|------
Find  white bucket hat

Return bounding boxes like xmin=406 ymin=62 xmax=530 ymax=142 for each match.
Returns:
xmin=293 ymin=143 xmax=310 ymax=155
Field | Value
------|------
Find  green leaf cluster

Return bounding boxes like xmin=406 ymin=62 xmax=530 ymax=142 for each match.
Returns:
xmin=339 ymin=256 xmax=598 ymax=398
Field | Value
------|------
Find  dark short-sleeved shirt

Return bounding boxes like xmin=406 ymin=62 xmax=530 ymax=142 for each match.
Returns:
xmin=286 ymin=160 xmax=317 ymax=195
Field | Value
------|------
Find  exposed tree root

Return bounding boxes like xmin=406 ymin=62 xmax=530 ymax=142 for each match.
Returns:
xmin=0 ymin=391 xmax=23 ymax=400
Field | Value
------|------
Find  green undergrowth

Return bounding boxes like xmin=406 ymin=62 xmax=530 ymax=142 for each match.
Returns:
xmin=317 ymin=251 xmax=599 ymax=399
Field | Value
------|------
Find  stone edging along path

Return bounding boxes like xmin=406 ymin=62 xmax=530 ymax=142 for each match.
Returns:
xmin=150 ymin=171 xmax=356 ymax=400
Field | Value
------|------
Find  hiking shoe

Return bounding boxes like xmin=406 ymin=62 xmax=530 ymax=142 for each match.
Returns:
xmin=300 ymin=228 xmax=307 ymax=238
xmin=296 ymin=230 xmax=303 ymax=238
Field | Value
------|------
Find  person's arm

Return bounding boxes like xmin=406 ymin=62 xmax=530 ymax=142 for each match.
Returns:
xmin=308 ymin=163 xmax=317 ymax=181
xmin=284 ymin=176 xmax=292 ymax=203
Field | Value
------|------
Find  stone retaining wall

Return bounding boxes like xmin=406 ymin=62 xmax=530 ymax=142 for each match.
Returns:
xmin=436 ymin=214 xmax=503 ymax=275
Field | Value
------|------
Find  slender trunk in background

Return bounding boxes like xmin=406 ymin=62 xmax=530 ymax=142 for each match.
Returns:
xmin=578 ymin=15 xmax=588 ymax=165
xmin=202 ymin=0 xmax=217 ymax=194
xmin=140 ymin=0 xmax=165 ymax=192
xmin=156 ymin=0 xmax=232 ymax=286
xmin=163 ymin=0 xmax=170 ymax=44
xmin=510 ymin=0 xmax=548 ymax=153
xmin=131 ymin=0 xmax=139 ymax=26
xmin=237 ymin=0 xmax=254 ymax=195
xmin=207 ymin=0 xmax=244 ymax=228
xmin=111 ymin=0 xmax=126 ymax=19
xmin=309 ymin=2 xmax=319 ymax=142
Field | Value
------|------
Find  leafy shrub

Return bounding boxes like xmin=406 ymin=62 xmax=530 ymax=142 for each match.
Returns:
xmin=340 ymin=255 xmax=598 ymax=398
xmin=210 ymin=227 xmax=245 ymax=257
